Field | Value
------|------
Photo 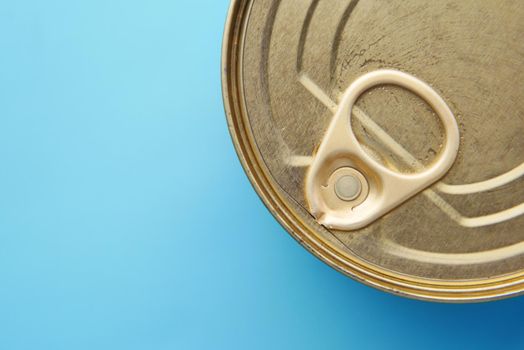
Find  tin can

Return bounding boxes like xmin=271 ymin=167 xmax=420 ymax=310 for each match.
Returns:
xmin=222 ymin=0 xmax=524 ymax=302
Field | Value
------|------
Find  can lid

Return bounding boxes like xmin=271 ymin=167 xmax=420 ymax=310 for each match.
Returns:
xmin=223 ymin=0 xmax=524 ymax=302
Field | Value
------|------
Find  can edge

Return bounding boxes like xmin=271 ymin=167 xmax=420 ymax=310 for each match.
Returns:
xmin=220 ymin=0 xmax=524 ymax=303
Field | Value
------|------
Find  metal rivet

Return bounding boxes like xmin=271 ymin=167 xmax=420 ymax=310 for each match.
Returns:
xmin=334 ymin=175 xmax=362 ymax=201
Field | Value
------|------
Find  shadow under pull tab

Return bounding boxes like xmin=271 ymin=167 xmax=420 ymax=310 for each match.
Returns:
xmin=305 ymin=69 xmax=460 ymax=231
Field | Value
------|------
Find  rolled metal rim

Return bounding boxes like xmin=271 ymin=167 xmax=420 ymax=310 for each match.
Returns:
xmin=221 ymin=0 xmax=524 ymax=302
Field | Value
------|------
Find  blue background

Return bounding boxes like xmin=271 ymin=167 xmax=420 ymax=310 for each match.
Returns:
xmin=0 ymin=1 xmax=523 ymax=349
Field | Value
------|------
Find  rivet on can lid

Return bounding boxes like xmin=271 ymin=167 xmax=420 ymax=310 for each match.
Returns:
xmin=334 ymin=175 xmax=362 ymax=201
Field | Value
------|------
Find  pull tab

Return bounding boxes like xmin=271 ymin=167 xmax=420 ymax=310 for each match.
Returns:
xmin=305 ymin=69 xmax=460 ymax=230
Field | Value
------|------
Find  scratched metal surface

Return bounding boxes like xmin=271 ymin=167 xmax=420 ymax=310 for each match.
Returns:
xmin=239 ymin=0 xmax=524 ymax=280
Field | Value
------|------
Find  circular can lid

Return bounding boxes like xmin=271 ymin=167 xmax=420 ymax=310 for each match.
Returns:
xmin=222 ymin=0 xmax=524 ymax=302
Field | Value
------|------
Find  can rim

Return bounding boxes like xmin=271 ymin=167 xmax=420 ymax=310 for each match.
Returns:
xmin=221 ymin=0 xmax=524 ymax=303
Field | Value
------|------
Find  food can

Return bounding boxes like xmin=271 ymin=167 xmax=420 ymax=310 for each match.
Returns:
xmin=222 ymin=0 xmax=524 ymax=302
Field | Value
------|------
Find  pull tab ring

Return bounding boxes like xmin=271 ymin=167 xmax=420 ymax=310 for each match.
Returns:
xmin=305 ymin=69 xmax=460 ymax=230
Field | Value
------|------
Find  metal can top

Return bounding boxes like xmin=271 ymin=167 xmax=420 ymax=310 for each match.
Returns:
xmin=222 ymin=0 xmax=524 ymax=302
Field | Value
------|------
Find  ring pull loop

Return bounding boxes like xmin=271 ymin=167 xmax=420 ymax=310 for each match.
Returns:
xmin=305 ymin=69 xmax=460 ymax=230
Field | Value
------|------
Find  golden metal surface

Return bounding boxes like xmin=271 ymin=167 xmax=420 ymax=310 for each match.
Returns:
xmin=222 ymin=0 xmax=524 ymax=302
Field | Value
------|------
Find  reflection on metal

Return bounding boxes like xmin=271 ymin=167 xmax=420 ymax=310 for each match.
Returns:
xmin=382 ymin=238 xmax=524 ymax=266
xmin=436 ymin=163 xmax=524 ymax=195
xmin=223 ymin=0 xmax=524 ymax=302
xmin=298 ymin=74 xmax=524 ymax=228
